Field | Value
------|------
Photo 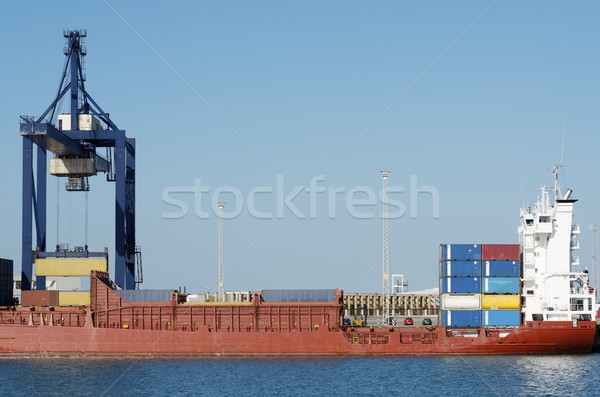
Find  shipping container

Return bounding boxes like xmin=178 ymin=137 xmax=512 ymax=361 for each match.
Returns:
xmin=482 ymin=277 xmax=521 ymax=294
xmin=21 ymin=290 xmax=60 ymax=306
xmin=49 ymin=157 xmax=97 ymax=176
xmin=440 ymin=277 xmax=481 ymax=294
xmin=440 ymin=244 xmax=482 ymax=261
xmin=441 ymin=294 xmax=481 ymax=310
xmin=116 ymin=289 xmax=174 ymax=303
xmin=186 ymin=294 xmax=206 ymax=303
xmin=35 ymin=258 xmax=107 ymax=277
xmin=0 ymin=276 xmax=12 ymax=292
xmin=482 ymin=294 xmax=520 ymax=310
xmin=0 ymin=259 xmax=12 ymax=275
xmin=0 ymin=290 xmax=12 ymax=306
xmin=442 ymin=310 xmax=481 ymax=327
xmin=482 ymin=244 xmax=520 ymax=261
xmin=482 ymin=310 xmax=521 ymax=327
xmin=440 ymin=261 xmax=481 ymax=277
xmin=482 ymin=260 xmax=520 ymax=277
xmin=0 ymin=259 xmax=14 ymax=295
xmin=261 ymin=289 xmax=338 ymax=302
xmin=58 ymin=291 xmax=90 ymax=306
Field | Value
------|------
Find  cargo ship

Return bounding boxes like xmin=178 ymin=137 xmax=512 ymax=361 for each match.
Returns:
xmin=0 ymin=169 xmax=596 ymax=355
xmin=0 ymin=31 xmax=596 ymax=355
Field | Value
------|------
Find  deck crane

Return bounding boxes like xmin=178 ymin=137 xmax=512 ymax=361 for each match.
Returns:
xmin=20 ymin=30 xmax=141 ymax=290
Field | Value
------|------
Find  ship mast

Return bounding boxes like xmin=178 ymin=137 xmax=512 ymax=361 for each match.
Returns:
xmin=381 ymin=170 xmax=390 ymax=324
xmin=218 ymin=201 xmax=225 ymax=302
xmin=553 ymin=164 xmax=563 ymax=201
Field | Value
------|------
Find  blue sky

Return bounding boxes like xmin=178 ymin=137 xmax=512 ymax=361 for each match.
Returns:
xmin=0 ymin=1 xmax=598 ymax=293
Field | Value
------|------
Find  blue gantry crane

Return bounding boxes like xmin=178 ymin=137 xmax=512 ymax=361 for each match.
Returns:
xmin=20 ymin=30 xmax=141 ymax=290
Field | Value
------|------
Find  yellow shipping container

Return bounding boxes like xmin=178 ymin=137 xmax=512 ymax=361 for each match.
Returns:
xmin=59 ymin=291 xmax=90 ymax=307
xmin=482 ymin=294 xmax=520 ymax=310
xmin=35 ymin=258 xmax=107 ymax=277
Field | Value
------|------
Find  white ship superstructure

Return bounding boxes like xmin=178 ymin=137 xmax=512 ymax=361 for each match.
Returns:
xmin=520 ymin=168 xmax=596 ymax=323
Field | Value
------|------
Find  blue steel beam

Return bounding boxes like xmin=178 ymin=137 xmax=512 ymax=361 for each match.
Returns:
xmin=114 ymin=137 xmax=131 ymax=288
xmin=36 ymin=84 xmax=71 ymax=124
xmin=21 ymin=139 xmax=33 ymax=291
xmin=35 ymin=146 xmax=47 ymax=290
xmin=65 ymin=129 xmax=125 ymax=143
xmin=20 ymin=122 xmax=85 ymax=157
xmin=113 ymin=138 xmax=136 ymax=289
xmin=125 ymin=138 xmax=136 ymax=288
xmin=69 ymin=32 xmax=79 ymax=131
xmin=83 ymin=92 xmax=119 ymax=131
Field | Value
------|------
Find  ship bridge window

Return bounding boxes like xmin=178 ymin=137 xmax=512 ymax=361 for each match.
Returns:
xmin=526 ymin=219 xmax=534 ymax=225
xmin=539 ymin=216 xmax=551 ymax=223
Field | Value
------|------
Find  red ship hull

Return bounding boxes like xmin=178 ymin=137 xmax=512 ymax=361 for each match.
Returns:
xmin=0 ymin=319 xmax=595 ymax=356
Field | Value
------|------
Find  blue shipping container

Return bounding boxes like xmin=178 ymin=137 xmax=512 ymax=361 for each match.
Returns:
xmin=482 ymin=261 xmax=520 ymax=277
xmin=482 ymin=310 xmax=521 ymax=327
xmin=442 ymin=310 xmax=481 ymax=327
xmin=0 ymin=259 xmax=13 ymax=297
xmin=116 ymin=289 xmax=174 ymax=303
xmin=482 ymin=278 xmax=520 ymax=294
xmin=440 ymin=261 xmax=481 ymax=277
xmin=440 ymin=277 xmax=481 ymax=293
xmin=261 ymin=289 xmax=338 ymax=302
xmin=0 ymin=290 xmax=12 ymax=306
xmin=440 ymin=244 xmax=482 ymax=261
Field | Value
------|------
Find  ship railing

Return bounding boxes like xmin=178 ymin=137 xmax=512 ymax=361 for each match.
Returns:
xmin=569 ymin=304 xmax=590 ymax=312
xmin=570 ymin=240 xmax=580 ymax=250
xmin=570 ymin=287 xmax=595 ymax=296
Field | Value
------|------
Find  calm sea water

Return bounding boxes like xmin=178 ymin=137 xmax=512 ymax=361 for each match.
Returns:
xmin=0 ymin=354 xmax=598 ymax=397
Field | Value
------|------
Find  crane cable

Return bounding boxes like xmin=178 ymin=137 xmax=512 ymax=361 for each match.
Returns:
xmin=85 ymin=189 xmax=89 ymax=250
xmin=56 ymin=176 xmax=60 ymax=249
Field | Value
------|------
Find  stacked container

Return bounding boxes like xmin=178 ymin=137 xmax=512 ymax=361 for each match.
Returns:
xmin=439 ymin=244 xmax=482 ymax=327
xmin=0 ymin=259 xmax=13 ymax=306
xmin=481 ymin=244 xmax=521 ymax=327
xmin=440 ymin=244 xmax=522 ymax=328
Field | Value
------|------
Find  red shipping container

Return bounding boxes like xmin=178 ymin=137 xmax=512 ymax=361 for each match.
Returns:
xmin=482 ymin=244 xmax=520 ymax=261
xmin=21 ymin=290 xmax=59 ymax=306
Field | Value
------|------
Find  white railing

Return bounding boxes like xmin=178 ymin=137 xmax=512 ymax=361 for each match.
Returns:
xmin=570 ymin=287 xmax=594 ymax=296
xmin=571 ymin=240 xmax=580 ymax=250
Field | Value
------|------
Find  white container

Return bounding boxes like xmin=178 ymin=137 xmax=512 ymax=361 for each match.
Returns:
xmin=441 ymin=293 xmax=481 ymax=310
xmin=58 ymin=114 xmax=103 ymax=131
xmin=186 ymin=294 xmax=206 ymax=303
xmin=49 ymin=157 xmax=96 ymax=176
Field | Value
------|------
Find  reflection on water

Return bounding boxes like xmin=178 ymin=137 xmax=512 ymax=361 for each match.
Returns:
xmin=0 ymin=354 xmax=598 ymax=397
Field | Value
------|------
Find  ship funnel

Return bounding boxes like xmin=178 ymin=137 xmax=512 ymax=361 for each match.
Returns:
xmin=563 ymin=188 xmax=573 ymax=200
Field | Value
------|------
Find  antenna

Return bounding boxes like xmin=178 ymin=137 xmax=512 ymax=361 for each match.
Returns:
xmin=552 ymin=120 xmax=567 ymax=201
xmin=380 ymin=170 xmax=390 ymax=324
xmin=218 ymin=201 xmax=225 ymax=302
xmin=591 ymin=224 xmax=597 ymax=294
xmin=552 ymin=165 xmax=562 ymax=202
xmin=561 ymin=117 xmax=566 ymax=165
xmin=520 ymin=178 xmax=525 ymax=210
